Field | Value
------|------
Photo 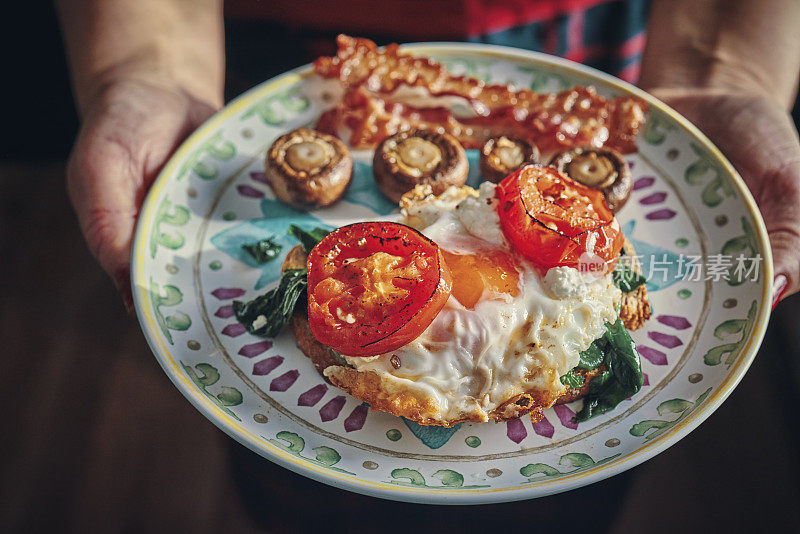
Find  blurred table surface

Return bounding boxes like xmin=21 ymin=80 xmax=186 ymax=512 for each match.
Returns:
xmin=1 ymin=160 xmax=799 ymax=533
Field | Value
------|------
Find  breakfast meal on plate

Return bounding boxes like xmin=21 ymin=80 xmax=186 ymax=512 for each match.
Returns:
xmin=265 ymin=128 xmax=353 ymax=209
xmin=551 ymin=147 xmax=633 ymax=212
xmin=479 ymin=136 xmax=541 ymax=183
xmin=372 ymin=129 xmax=469 ymax=202
xmin=236 ymin=36 xmax=652 ymax=427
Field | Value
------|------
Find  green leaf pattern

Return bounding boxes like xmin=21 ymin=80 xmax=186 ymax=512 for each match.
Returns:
xmin=641 ymin=109 xmax=675 ymax=146
xmin=149 ymin=196 xmax=190 ymax=258
xmin=684 ymin=143 xmax=737 ymax=207
xmin=520 ymin=452 xmax=620 ymax=482
xmin=437 ymin=57 xmax=494 ymax=82
xmin=629 ymin=387 xmax=713 ymax=441
xmin=182 ymin=362 xmax=244 ymax=421
xmin=150 ymin=278 xmax=191 ymax=344
xmin=176 ymin=131 xmax=236 ymax=181
xmin=703 ymin=300 xmax=757 ymax=366
xmin=721 ymin=218 xmax=759 ymax=286
xmin=242 ymin=87 xmax=311 ymax=126
xmin=387 ymin=467 xmax=489 ymax=489
xmin=267 ymin=431 xmax=355 ymax=474
xmin=515 ymin=66 xmax=571 ymax=92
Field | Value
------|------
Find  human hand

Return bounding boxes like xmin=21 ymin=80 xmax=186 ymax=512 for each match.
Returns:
xmin=67 ymin=79 xmax=218 ymax=311
xmin=648 ymin=88 xmax=800 ymax=306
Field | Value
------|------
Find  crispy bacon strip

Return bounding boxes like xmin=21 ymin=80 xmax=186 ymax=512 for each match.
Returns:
xmin=314 ymin=35 xmax=647 ymax=156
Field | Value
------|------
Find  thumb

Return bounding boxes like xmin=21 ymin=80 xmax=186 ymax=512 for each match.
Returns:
xmin=651 ymin=89 xmax=800 ymax=305
xmin=67 ymin=122 xmax=143 ymax=312
xmin=759 ymin=163 xmax=800 ymax=306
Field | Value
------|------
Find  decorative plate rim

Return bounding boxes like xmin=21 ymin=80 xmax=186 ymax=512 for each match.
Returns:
xmin=131 ymin=42 xmax=773 ymax=504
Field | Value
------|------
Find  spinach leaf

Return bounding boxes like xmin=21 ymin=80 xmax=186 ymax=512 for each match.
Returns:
xmin=241 ymin=236 xmax=282 ymax=264
xmin=576 ymin=338 xmax=606 ymax=370
xmin=288 ymin=225 xmax=331 ymax=254
xmin=329 ymin=349 xmax=354 ymax=368
xmin=560 ymin=331 xmax=606 ymax=386
xmin=232 ymin=225 xmax=331 ymax=338
xmin=560 ymin=370 xmax=585 ymax=388
xmin=232 ymin=269 xmax=308 ymax=338
xmin=612 ymin=262 xmax=647 ymax=292
xmin=574 ymin=317 xmax=643 ymax=422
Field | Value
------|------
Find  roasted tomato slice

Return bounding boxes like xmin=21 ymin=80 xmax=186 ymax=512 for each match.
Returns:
xmin=495 ymin=165 xmax=624 ymax=271
xmin=307 ymin=222 xmax=452 ymax=357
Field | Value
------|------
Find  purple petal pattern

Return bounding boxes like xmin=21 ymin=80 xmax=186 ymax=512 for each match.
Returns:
xmin=657 ymin=315 xmax=692 ymax=330
xmin=506 ymin=418 xmax=527 ymax=444
xmin=639 ymin=192 xmax=668 ymax=205
xmin=553 ymin=404 xmax=578 ymax=430
xmin=643 ymin=372 xmax=650 ymax=386
xmin=648 ymin=331 xmax=683 ymax=349
xmin=253 ymin=355 xmax=284 ymax=376
xmin=238 ymin=340 xmax=273 ymax=358
xmin=237 ymin=184 xmax=264 ymax=198
xmin=639 ymin=345 xmax=668 ymax=365
xmin=531 ymin=415 xmax=555 ymax=438
xmin=221 ymin=323 xmax=246 ymax=337
xmin=645 ymin=209 xmax=677 ymax=221
xmin=344 ymin=404 xmax=369 ymax=432
xmin=320 ymin=396 xmax=347 ymax=422
xmin=211 ymin=287 xmax=245 ymax=300
xmin=214 ymin=305 xmax=234 ymax=318
xmin=297 ymin=384 xmax=327 ymax=406
xmin=250 ymin=171 xmax=268 ymax=184
xmin=269 ymin=370 xmax=299 ymax=391
xmin=633 ymin=176 xmax=655 ymax=190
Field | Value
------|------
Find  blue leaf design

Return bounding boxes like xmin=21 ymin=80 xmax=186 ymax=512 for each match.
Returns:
xmin=342 ymin=161 xmax=398 ymax=215
xmin=620 ymin=220 xmax=684 ymax=292
xmin=402 ymin=418 xmax=462 ymax=449
xmin=465 ymin=150 xmax=483 ymax=187
xmin=210 ymin=198 xmax=331 ymax=289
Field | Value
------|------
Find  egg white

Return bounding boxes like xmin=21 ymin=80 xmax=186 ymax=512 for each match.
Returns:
xmin=333 ymin=183 xmax=622 ymax=424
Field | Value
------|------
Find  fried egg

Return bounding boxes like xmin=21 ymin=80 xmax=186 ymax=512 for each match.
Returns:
xmin=325 ymin=182 xmax=621 ymax=424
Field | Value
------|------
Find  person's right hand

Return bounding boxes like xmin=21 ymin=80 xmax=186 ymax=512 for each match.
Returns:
xmin=67 ymin=78 xmax=218 ymax=311
xmin=648 ymin=88 xmax=800 ymax=306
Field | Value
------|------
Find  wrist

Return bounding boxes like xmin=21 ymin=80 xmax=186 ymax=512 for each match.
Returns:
xmin=639 ymin=1 xmax=800 ymax=111
xmin=78 ymin=48 xmax=223 ymax=117
xmin=639 ymin=66 xmax=785 ymax=108
xmin=58 ymin=1 xmax=225 ymax=117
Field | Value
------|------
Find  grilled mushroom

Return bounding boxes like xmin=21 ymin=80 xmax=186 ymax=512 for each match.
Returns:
xmin=372 ymin=129 xmax=468 ymax=202
xmin=479 ymin=136 xmax=540 ymax=183
xmin=551 ymin=147 xmax=632 ymax=212
xmin=265 ymin=128 xmax=353 ymax=209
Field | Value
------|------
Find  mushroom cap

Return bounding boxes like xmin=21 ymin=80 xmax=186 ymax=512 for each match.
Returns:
xmin=479 ymin=136 xmax=540 ymax=183
xmin=372 ymin=129 xmax=469 ymax=202
xmin=265 ymin=128 xmax=353 ymax=209
xmin=551 ymin=147 xmax=632 ymax=212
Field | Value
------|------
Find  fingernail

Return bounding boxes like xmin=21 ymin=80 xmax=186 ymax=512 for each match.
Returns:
xmin=772 ymin=274 xmax=788 ymax=310
xmin=115 ymin=266 xmax=134 ymax=315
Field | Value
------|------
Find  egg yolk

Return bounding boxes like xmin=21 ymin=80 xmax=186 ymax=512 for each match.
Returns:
xmin=441 ymin=250 xmax=520 ymax=309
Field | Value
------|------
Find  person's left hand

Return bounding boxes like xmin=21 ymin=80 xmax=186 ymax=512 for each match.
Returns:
xmin=67 ymin=78 xmax=218 ymax=311
xmin=648 ymin=88 xmax=800 ymax=306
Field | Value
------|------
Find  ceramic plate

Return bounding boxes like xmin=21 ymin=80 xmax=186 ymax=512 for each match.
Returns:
xmin=132 ymin=43 xmax=773 ymax=504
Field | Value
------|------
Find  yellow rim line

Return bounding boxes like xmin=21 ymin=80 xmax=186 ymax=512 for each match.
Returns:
xmin=132 ymin=44 xmax=773 ymax=498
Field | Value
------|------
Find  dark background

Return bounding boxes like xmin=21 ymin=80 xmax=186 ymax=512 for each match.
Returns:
xmin=1 ymin=3 xmax=799 ymax=533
